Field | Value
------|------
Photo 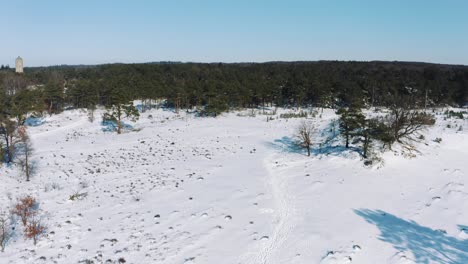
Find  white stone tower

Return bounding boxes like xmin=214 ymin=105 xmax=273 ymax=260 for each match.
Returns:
xmin=15 ymin=56 xmax=23 ymax=73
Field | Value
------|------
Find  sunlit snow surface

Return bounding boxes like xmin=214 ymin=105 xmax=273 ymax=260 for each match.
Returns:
xmin=0 ymin=107 xmax=467 ymax=264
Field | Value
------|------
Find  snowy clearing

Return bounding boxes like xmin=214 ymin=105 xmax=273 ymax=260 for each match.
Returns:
xmin=1 ymin=107 xmax=467 ymax=264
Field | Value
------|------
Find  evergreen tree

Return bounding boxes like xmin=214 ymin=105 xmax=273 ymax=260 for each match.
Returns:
xmin=0 ymin=118 xmax=17 ymax=163
xmin=10 ymin=90 xmax=40 ymax=125
xmin=103 ymin=87 xmax=139 ymax=134
xmin=43 ymin=72 xmax=65 ymax=114
xmin=203 ymin=96 xmax=228 ymax=117
xmin=359 ymin=119 xmax=380 ymax=158
xmin=337 ymin=104 xmax=365 ymax=148
xmin=66 ymin=79 xmax=98 ymax=109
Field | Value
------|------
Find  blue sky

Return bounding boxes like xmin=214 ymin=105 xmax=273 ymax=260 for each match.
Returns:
xmin=1 ymin=0 xmax=467 ymax=66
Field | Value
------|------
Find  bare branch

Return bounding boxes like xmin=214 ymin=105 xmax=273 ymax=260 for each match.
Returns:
xmin=295 ymin=121 xmax=314 ymax=156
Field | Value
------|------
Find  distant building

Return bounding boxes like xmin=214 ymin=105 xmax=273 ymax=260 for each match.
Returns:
xmin=15 ymin=56 xmax=23 ymax=73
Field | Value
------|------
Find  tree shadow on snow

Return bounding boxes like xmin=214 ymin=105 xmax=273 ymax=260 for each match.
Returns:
xmin=265 ymin=136 xmax=304 ymax=154
xmin=313 ymin=144 xmax=362 ymax=157
xmin=101 ymin=120 xmax=134 ymax=132
xmin=24 ymin=116 xmax=45 ymax=127
xmin=354 ymin=209 xmax=468 ymax=264
xmin=265 ymin=136 xmax=362 ymax=157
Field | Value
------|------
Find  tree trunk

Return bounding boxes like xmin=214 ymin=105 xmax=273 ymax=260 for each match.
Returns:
xmin=117 ymin=106 xmax=122 ymax=134
xmin=262 ymin=97 xmax=265 ymax=114
xmin=49 ymin=102 xmax=53 ymax=115
xmin=25 ymin=151 xmax=29 ymax=181
xmin=4 ymin=134 xmax=11 ymax=163
xmin=363 ymin=140 xmax=368 ymax=158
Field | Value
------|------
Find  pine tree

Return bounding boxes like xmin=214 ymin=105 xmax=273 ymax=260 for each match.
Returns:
xmin=43 ymin=73 xmax=65 ymax=114
xmin=359 ymin=119 xmax=380 ymax=158
xmin=103 ymin=87 xmax=139 ymax=134
xmin=337 ymin=104 xmax=365 ymax=148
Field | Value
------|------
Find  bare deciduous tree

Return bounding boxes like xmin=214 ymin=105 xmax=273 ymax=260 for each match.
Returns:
xmin=11 ymin=195 xmax=36 ymax=227
xmin=0 ymin=211 xmax=13 ymax=252
xmin=370 ymin=107 xmax=436 ymax=151
xmin=388 ymin=107 xmax=435 ymax=144
xmin=296 ymin=121 xmax=314 ymax=156
xmin=24 ymin=214 xmax=46 ymax=246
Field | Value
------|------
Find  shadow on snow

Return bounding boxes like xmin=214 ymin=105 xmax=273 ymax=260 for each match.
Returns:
xmin=355 ymin=209 xmax=468 ymax=264
xmin=101 ymin=120 xmax=134 ymax=132
xmin=265 ymin=136 xmax=361 ymax=157
xmin=265 ymin=136 xmax=303 ymax=154
xmin=24 ymin=116 xmax=45 ymax=127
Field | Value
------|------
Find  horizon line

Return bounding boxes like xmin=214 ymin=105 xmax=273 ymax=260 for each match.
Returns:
xmin=12 ymin=59 xmax=468 ymax=68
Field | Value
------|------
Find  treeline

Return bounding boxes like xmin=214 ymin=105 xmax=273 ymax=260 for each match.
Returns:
xmin=1 ymin=61 xmax=468 ymax=117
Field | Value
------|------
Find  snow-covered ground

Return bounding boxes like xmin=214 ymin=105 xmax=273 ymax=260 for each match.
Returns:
xmin=0 ymin=107 xmax=467 ymax=264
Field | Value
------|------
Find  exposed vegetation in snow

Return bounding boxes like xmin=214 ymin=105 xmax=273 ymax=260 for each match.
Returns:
xmin=0 ymin=106 xmax=466 ymax=263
